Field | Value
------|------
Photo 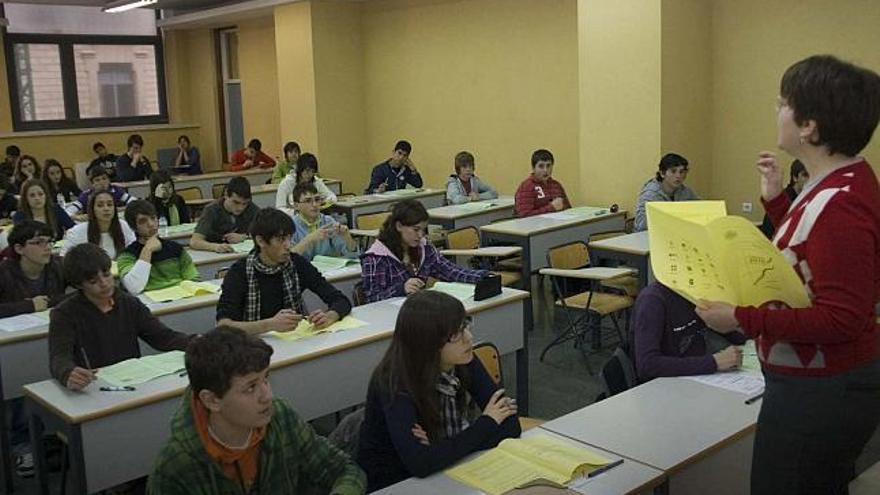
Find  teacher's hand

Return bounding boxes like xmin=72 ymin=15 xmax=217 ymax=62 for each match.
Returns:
xmin=756 ymin=151 xmax=784 ymax=202
xmin=695 ymin=300 xmax=740 ymax=333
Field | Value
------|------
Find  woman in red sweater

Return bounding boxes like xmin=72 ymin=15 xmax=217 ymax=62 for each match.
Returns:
xmin=698 ymin=55 xmax=880 ymax=494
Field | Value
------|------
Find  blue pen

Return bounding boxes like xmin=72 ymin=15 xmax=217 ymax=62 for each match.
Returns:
xmin=588 ymin=459 xmax=624 ymax=478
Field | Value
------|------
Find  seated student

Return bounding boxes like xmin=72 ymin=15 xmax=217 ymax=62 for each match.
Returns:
xmin=217 ymin=207 xmax=352 ymax=335
xmin=11 ymin=154 xmax=40 ymax=194
xmin=365 ymin=140 xmax=423 ymax=194
xmin=514 ymin=149 xmax=571 ymax=217
xmin=357 ymin=291 xmax=520 ymax=490
xmin=759 ymin=159 xmax=808 ymax=239
xmin=230 ymin=138 xmax=276 ymax=171
xmin=61 ymin=190 xmax=136 ymax=259
xmin=361 ymin=200 xmax=487 ymax=303
xmin=12 ymin=179 xmax=75 ymax=241
xmin=445 ymin=151 xmax=498 ymax=205
xmin=86 ymin=142 xmax=118 ymax=180
xmin=48 ymin=243 xmax=194 ymax=391
xmin=118 ymin=200 xmax=199 ymax=295
xmin=1 ymin=144 xmax=21 ymax=179
xmin=0 ymin=221 xmax=67 ymax=318
xmin=147 ymin=326 xmax=366 ymax=495
xmin=65 ymin=167 xmax=136 ymax=218
xmin=173 ymin=135 xmax=202 ymax=175
xmin=633 ymin=153 xmax=699 ymax=232
xmin=42 ymin=159 xmax=81 ymax=207
xmin=271 ymin=141 xmax=301 ymax=184
xmin=190 ymin=176 xmax=259 ymax=253
xmin=276 ymin=152 xmax=338 ymax=209
xmin=632 ymin=282 xmax=745 ymax=382
xmin=148 ymin=170 xmax=191 ymax=226
xmin=116 ymin=134 xmax=154 ymax=182
xmin=290 ymin=183 xmax=357 ymax=261
xmin=0 ymin=174 xmax=17 ymax=224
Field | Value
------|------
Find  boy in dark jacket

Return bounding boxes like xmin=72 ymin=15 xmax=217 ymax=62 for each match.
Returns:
xmin=0 ymin=221 xmax=67 ymax=318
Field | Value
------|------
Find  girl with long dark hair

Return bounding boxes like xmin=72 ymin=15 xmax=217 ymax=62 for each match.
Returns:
xmin=61 ymin=190 xmax=134 ymax=259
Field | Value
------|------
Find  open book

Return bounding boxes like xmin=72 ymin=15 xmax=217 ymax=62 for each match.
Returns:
xmin=310 ymin=255 xmax=359 ymax=274
xmin=446 ymin=434 xmax=610 ymax=495
xmin=98 ymin=351 xmax=185 ymax=388
xmin=647 ymin=201 xmax=810 ymax=308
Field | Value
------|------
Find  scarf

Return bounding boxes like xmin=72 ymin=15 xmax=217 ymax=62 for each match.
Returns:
xmin=436 ymin=371 xmax=469 ymax=439
xmin=244 ymin=251 xmax=304 ymax=322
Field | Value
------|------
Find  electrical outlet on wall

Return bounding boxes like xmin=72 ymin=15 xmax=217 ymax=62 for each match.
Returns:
xmin=742 ymin=202 xmax=753 ymax=213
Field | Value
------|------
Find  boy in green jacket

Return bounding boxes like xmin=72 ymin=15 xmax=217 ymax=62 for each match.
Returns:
xmin=147 ymin=326 xmax=366 ymax=495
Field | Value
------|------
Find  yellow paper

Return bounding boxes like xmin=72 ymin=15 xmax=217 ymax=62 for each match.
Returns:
xmin=145 ymin=281 xmax=220 ymax=303
xmin=647 ymin=201 xmax=811 ymax=308
xmin=446 ymin=435 xmax=609 ymax=495
xmin=270 ymin=316 xmax=366 ymax=341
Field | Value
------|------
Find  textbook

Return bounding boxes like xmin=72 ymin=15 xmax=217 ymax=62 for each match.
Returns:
xmin=647 ymin=201 xmax=810 ymax=308
xmin=310 ymin=255 xmax=359 ymax=274
xmin=99 ymin=351 xmax=185 ymax=388
xmin=231 ymin=239 xmax=255 ymax=253
xmin=0 ymin=310 xmax=50 ymax=333
xmin=144 ymin=280 xmax=221 ymax=303
xmin=270 ymin=316 xmax=367 ymax=342
xmin=446 ymin=434 xmax=610 ymax=495
xmin=159 ymin=222 xmax=196 ymax=236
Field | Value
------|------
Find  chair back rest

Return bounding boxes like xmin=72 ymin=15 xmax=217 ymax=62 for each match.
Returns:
xmin=357 ymin=211 xmax=390 ymax=231
xmin=446 ymin=226 xmax=480 ymax=250
xmin=473 ymin=342 xmax=503 ymax=385
xmin=547 ymin=241 xmax=590 ymax=270
xmin=155 ymin=148 xmax=179 ymax=170
xmin=212 ymin=183 xmax=226 ymax=199
xmin=215 ymin=268 xmax=229 ymax=279
xmin=597 ymin=346 xmax=637 ymax=401
xmin=74 ymin=161 xmax=90 ymax=189
xmin=177 ymin=187 xmax=203 ymax=201
xmin=328 ymin=408 xmax=365 ymax=457
xmin=351 ymin=281 xmax=367 ymax=307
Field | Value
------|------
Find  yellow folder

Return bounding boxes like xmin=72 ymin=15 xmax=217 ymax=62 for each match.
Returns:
xmin=144 ymin=281 xmax=221 ymax=303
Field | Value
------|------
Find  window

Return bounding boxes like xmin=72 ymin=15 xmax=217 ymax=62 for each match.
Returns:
xmin=3 ymin=4 xmax=168 ymax=131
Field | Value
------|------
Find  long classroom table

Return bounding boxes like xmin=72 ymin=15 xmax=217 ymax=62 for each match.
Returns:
xmin=427 ymin=196 xmax=515 ymax=230
xmin=331 ymin=189 xmax=446 ymax=228
xmin=588 ymin=230 xmax=652 ymax=288
xmin=117 ymin=168 xmax=273 ymax=198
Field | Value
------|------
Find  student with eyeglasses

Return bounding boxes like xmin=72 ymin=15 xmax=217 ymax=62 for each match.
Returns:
xmin=357 ymin=291 xmax=521 ymax=491
xmin=0 ymin=220 xmax=68 ymax=318
xmin=290 ymin=182 xmax=357 ymax=261
xmin=360 ymin=199 xmax=488 ymax=303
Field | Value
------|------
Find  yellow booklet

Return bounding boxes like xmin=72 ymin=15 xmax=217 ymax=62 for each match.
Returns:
xmin=647 ymin=201 xmax=810 ymax=308
xmin=446 ymin=435 xmax=609 ymax=495
xmin=144 ymin=281 xmax=221 ymax=303
xmin=270 ymin=316 xmax=367 ymax=341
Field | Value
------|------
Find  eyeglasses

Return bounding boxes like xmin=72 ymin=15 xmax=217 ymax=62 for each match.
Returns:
xmin=296 ymin=196 xmax=323 ymax=205
xmin=25 ymin=237 xmax=52 ymax=247
xmin=448 ymin=316 xmax=473 ymax=343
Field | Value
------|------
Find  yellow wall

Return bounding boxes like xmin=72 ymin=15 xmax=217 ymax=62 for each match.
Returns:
xmin=275 ymin=2 xmax=320 ymax=156
xmin=710 ymin=0 xmax=880 ymax=219
xmin=239 ymin=17 xmax=282 ymax=161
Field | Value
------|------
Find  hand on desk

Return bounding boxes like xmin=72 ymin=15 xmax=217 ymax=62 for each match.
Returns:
xmin=308 ymin=309 xmax=339 ymax=329
xmin=551 ymin=197 xmax=565 ymax=211
xmin=483 ymin=388 xmax=517 ymax=425
xmin=713 ymin=346 xmax=743 ymax=371
xmin=213 ymin=243 xmax=234 ymax=253
xmin=412 ymin=423 xmax=430 ymax=446
xmin=31 ymin=295 xmax=49 ymax=312
xmin=404 ymin=278 xmax=425 ymax=295
xmin=67 ymin=367 xmax=97 ymax=391
xmin=266 ymin=309 xmax=303 ymax=332
xmin=224 ymin=232 xmax=248 ymax=244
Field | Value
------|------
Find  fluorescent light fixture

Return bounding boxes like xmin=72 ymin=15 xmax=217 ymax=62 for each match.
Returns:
xmin=102 ymin=0 xmax=158 ymax=13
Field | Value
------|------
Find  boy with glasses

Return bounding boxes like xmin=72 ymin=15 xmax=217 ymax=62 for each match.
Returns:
xmin=290 ymin=183 xmax=358 ymax=261
xmin=0 ymin=221 xmax=67 ymax=318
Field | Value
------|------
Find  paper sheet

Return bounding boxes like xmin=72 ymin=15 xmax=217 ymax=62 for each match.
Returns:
xmin=379 ymin=188 xmax=422 ymax=197
xmin=0 ymin=310 xmax=50 ymax=333
xmin=160 ymin=223 xmax=197 ymax=236
xmin=540 ymin=206 xmax=609 ymax=221
xmin=430 ymin=281 xmax=475 ymax=301
xmin=741 ymin=340 xmax=761 ymax=373
xmin=144 ymin=281 xmax=221 ymax=303
xmin=98 ymin=351 xmax=186 ymax=387
xmin=310 ymin=255 xmax=358 ymax=274
xmin=458 ymin=201 xmax=496 ymax=211
xmin=682 ymin=370 xmax=765 ymax=396
xmin=231 ymin=239 xmax=255 ymax=253
xmin=269 ymin=316 xmax=367 ymax=342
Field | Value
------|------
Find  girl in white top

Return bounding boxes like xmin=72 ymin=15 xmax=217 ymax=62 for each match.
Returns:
xmin=275 ymin=152 xmax=337 ymax=209
xmin=61 ymin=190 xmax=135 ymax=259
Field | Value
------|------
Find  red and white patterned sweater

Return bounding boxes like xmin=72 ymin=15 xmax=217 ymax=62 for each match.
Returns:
xmin=735 ymin=160 xmax=880 ymax=376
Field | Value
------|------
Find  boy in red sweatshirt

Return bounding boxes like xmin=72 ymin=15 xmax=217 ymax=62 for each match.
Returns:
xmin=514 ymin=149 xmax=571 ymax=217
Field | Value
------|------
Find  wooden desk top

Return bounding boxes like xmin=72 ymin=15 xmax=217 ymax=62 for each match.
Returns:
xmin=588 ymin=231 xmax=650 ymax=256
xmin=427 ymin=196 xmax=515 ymax=220
xmin=116 ymin=168 xmax=272 ymax=189
xmin=335 ymin=188 xmax=444 ymax=208
xmin=481 ymin=209 xmax=627 ymax=237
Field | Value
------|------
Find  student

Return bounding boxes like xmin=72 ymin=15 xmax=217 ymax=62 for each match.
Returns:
xmin=61 ymin=190 xmax=136 ymax=259
xmin=86 ymin=142 xmax=118 ymax=179
xmin=365 ymin=140 xmax=423 ymax=194
xmin=12 ymin=179 xmax=75 ymax=241
xmin=271 ymin=141 xmax=301 ymax=184
xmin=216 ymin=208 xmax=351 ymax=335
xmin=42 ymin=159 xmax=81 ymax=206
xmin=147 ymin=326 xmax=366 ymax=495
xmin=759 ymin=159 xmax=808 ymax=238
xmin=0 ymin=221 xmax=67 ymax=318
xmin=230 ymin=138 xmax=275 ymax=171
xmin=173 ymin=135 xmax=202 ymax=175
xmin=290 ymin=183 xmax=358 ymax=261
xmin=513 ymin=148 xmax=571 ymax=218
xmin=49 ymin=243 xmax=194 ymax=391
xmin=118 ymin=200 xmax=199 ymax=295
xmin=116 ymin=134 xmax=154 ymax=182
xmin=357 ymin=291 xmax=520 ymax=490
xmin=190 ymin=176 xmax=259 ymax=253
xmin=361 ymin=200 xmax=488 ymax=303
xmin=1 ymin=144 xmax=21 ymax=179
xmin=65 ymin=167 xmax=136 ymax=218
xmin=445 ymin=151 xmax=498 ymax=205
xmin=276 ymin=152 xmax=338 ymax=209
xmin=11 ymin=154 xmax=40 ymax=194
xmin=633 ymin=153 xmax=699 ymax=232
xmin=148 ymin=170 xmax=191 ymax=226
xmin=0 ymin=174 xmax=17 ymax=223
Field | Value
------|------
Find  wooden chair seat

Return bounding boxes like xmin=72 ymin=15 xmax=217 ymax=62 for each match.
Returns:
xmin=518 ymin=417 xmax=545 ymax=432
xmin=496 ymin=257 xmax=523 ymax=270
xmin=492 ymin=270 xmax=521 ymax=287
xmin=602 ymin=274 xmax=640 ymax=297
xmin=556 ymin=291 xmax=633 ymax=316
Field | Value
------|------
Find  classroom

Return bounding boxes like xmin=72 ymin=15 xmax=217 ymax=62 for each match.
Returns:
xmin=0 ymin=0 xmax=878 ymax=494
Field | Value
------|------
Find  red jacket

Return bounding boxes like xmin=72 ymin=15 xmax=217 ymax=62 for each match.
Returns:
xmin=514 ymin=174 xmax=571 ymax=217
xmin=229 ymin=149 xmax=276 ymax=171
xmin=735 ymin=160 xmax=880 ymax=376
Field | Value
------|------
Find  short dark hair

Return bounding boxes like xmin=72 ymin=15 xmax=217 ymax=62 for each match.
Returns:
xmin=656 ymin=153 xmax=689 ymax=181
xmin=124 ymin=199 xmax=157 ymax=230
xmin=295 ymin=152 xmax=319 ymax=184
xmin=247 ymin=138 xmax=262 ymax=151
xmin=224 ymin=176 xmax=252 ymax=199
xmin=8 ymin=220 xmax=54 ymax=252
xmin=185 ymin=326 xmax=273 ymax=398
xmin=127 ymin=134 xmax=144 ymax=148
xmin=531 ymin=149 xmax=554 ymax=167
xmin=92 ymin=142 xmax=105 ymax=153
xmin=454 ymin=151 xmax=475 ymax=174
xmin=64 ymin=243 xmax=111 ymax=287
xmin=89 ymin=166 xmax=110 ymax=182
xmin=249 ymin=207 xmax=294 ymax=243
xmin=283 ymin=141 xmax=301 ymax=156
xmin=292 ymin=182 xmax=319 ymax=203
xmin=149 ymin=169 xmax=174 ymax=199
xmin=6 ymin=145 xmax=20 ymax=157
xmin=178 ymin=135 xmax=190 ymax=145
xmin=780 ymin=55 xmax=880 ymax=156
xmin=788 ymin=159 xmax=807 ymax=187
xmin=394 ymin=140 xmax=412 ymax=154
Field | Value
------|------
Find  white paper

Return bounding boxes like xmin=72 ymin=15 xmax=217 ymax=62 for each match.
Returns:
xmin=0 ymin=311 xmax=50 ymax=332
xmin=682 ymin=371 xmax=765 ymax=396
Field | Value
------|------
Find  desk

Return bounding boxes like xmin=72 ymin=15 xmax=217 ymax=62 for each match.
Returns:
xmin=588 ymin=231 xmax=652 ymax=288
xmin=157 ymin=223 xmax=196 ymax=246
xmin=427 ymin=197 xmax=515 ymax=230
xmin=250 ymin=179 xmax=343 ymax=209
xmin=541 ymin=377 xmax=759 ymax=495
xmin=481 ymin=209 xmax=627 ymax=289
xmin=24 ymin=288 xmax=530 ymax=494
xmin=332 ymin=189 xmax=446 ymax=228
xmin=117 ymin=168 xmax=273 ymax=199
xmin=186 ymin=248 xmax=248 ymax=280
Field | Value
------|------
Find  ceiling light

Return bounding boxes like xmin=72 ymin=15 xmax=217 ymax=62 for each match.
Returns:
xmin=102 ymin=0 xmax=158 ymax=14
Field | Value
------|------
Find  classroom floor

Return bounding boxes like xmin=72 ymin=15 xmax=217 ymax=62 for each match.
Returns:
xmin=11 ymin=279 xmax=880 ymax=494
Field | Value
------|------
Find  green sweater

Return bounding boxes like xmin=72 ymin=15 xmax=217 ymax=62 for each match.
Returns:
xmin=148 ymin=394 xmax=366 ymax=495
xmin=117 ymin=239 xmax=200 ymax=292
xmin=271 ymin=160 xmax=295 ymax=184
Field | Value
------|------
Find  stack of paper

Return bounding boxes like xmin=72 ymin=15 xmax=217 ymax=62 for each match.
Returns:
xmin=270 ymin=316 xmax=367 ymax=342
xmin=231 ymin=239 xmax=255 ymax=253
xmin=380 ymin=188 xmax=422 ymax=197
xmin=540 ymin=206 xmax=609 ymax=220
xmin=446 ymin=435 xmax=610 ymax=495
xmin=683 ymin=370 xmax=765 ymax=396
xmin=310 ymin=256 xmax=359 ymax=274
xmin=160 ymin=222 xmax=197 ymax=236
xmin=458 ymin=201 xmax=496 ymax=211
xmin=98 ymin=351 xmax=186 ymax=387
xmin=0 ymin=310 xmax=50 ymax=333
xmin=144 ymin=281 xmax=221 ymax=303
xmin=430 ymin=282 xmax=475 ymax=301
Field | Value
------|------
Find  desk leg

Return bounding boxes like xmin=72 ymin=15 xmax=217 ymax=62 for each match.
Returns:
xmin=28 ymin=406 xmax=47 ymax=495
xmin=0 ymin=379 xmax=13 ymax=493
xmin=653 ymin=479 xmax=670 ymax=495
xmin=517 ymin=298 xmax=532 ymax=417
xmin=28 ymin=398 xmax=88 ymax=495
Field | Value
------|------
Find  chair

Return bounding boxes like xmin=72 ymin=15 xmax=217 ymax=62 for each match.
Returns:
xmin=588 ymin=231 xmax=641 ymax=297
xmin=351 ymin=281 xmax=367 ymax=307
xmin=215 ymin=268 xmax=229 ymax=279
xmin=328 ymin=408 xmax=365 ymax=457
xmin=356 ymin=211 xmax=390 ymax=231
xmin=155 ymin=147 xmax=179 ymax=170
xmin=212 ymin=183 xmax=226 ymax=199
xmin=473 ymin=342 xmax=544 ymax=431
xmin=539 ymin=241 xmax=635 ymax=374
xmin=594 ymin=346 xmax=637 ymax=402
xmin=443 ymin=226 xmax=522 ymax=287
xmin=177 ymin=187 xmax=203 ymax=202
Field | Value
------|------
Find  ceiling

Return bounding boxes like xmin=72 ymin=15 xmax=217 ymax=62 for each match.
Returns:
xmin=2 ymin=0 xmax=241 ymax=12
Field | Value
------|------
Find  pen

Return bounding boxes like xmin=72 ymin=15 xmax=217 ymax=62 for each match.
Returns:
xmin=79 ymin=347 xmax=93 ymax=370
xmin=100 ymin=386 xmax=136 ymax=392
xmin=745 ymin=392 xmax=764 ymax=405
xmin=588 ymin=459 xmax=624 ymax=478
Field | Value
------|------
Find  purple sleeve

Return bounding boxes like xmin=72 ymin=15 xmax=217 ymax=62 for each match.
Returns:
xmin=423 ymin=245 xmax=487 ymax=283
xmin=362 ymin=255 xmax=406 ymax=303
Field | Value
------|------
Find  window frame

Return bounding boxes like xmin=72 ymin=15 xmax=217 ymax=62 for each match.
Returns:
xmin=3 ymin=28 xmax=169 ymax=131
